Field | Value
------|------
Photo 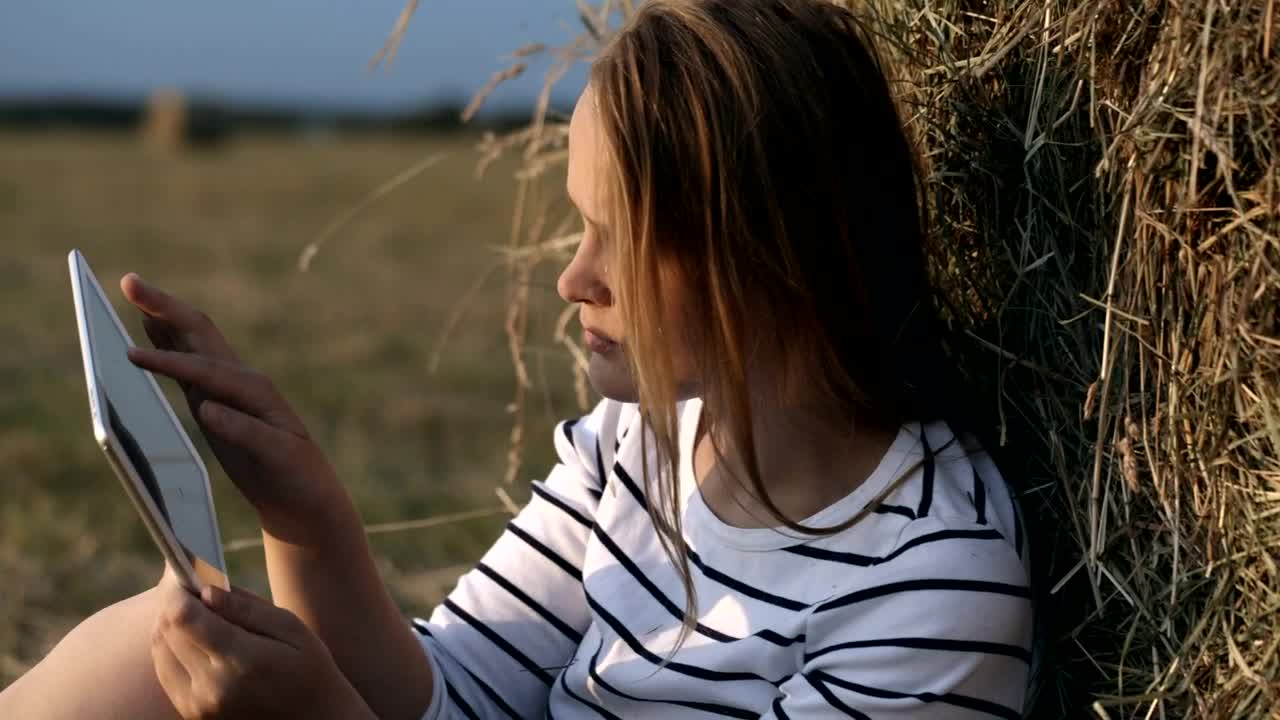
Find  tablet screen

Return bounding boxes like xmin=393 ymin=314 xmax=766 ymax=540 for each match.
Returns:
xmin=80 ymin=270 xmax=225 ymax=574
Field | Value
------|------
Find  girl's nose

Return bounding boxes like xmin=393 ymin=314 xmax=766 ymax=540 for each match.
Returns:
xmin=557 ymin=236 xmax=611 ymax=307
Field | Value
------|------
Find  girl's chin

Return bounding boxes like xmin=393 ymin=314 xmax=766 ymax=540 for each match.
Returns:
xmin=585 ymin=352 xmax=701 ymax=404
xmin=587 ymin=352 xmax=639 ymax=403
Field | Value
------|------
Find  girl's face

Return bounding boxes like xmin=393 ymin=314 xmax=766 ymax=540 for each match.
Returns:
xmin=558 ymin=88 xmax=695 ymax=402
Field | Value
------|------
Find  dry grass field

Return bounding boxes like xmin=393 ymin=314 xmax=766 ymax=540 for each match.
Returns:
xmin=0 ymin=130 xmax=580 ymax=684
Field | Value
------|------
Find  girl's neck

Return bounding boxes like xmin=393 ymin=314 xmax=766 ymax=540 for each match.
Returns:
xmin=692 ymin=398 xmax=899 ymax=530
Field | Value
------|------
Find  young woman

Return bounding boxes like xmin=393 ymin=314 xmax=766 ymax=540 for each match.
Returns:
xmin=1 ymin=1 xmax=1035 ymax=718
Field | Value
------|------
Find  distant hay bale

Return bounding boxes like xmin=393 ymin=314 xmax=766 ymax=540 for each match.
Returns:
xmin=438 ymin=0 xmax=1278 ymax=715
xmin=139 ymin=89 xmax=229 ymax=151
xmin=140 ymin=89 xmax=188 ymax=152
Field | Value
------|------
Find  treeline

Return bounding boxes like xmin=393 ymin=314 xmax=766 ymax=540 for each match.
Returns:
xmin=0 ymin=96 xmax=533 ymax=136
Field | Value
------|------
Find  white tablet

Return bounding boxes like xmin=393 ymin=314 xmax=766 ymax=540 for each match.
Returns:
xmin=69 ymin=249 xmax=229 ymax=593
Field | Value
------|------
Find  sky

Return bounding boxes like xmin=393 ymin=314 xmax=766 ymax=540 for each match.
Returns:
xmin=0 ymin=0 xmax=590 ymax=112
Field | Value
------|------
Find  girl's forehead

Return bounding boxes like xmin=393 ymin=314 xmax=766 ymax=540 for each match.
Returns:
xmin=567 ymin=88 xmax=606 ymax=221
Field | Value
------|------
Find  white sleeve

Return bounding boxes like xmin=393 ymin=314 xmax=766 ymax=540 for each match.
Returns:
xmin=761 ymin=517 xmax=1033 ymax=719
xmin=411 ymin=399 xmax=622 ymax=720
xmin=415 ymin=634 xmax=445 ymax=720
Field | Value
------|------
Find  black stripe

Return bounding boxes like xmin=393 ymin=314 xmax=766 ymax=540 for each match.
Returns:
xmin=771 ymin=696 xmax=791 ymax=720
xmin=687 ymin=546 xmax=809 ymax=611
xmin=886 ymin=528 xmax=1005 ymax=562
xmin=758 ymin=630 xmax=806 ymax=647
xmin=585 ymin=590 xmax=788 ymax=685
xmin=443 ymin=599 xmax=555 ymax=686
xmin=804 ymin=674 xmax=871 ymax=719
xmin=614 ymin=459 xmax=808 ymax=611
xmin=613 ymin=462 xmax=647 ymax=509
xmin=917 ymin=429 xmax=934 ymax=518
xmin=788 ymin=528 xmax=1005 ymax=566
xmin=805 ymin=636 xmax=1032 ymax=664
xmin=594 ymin=436 xmax=608 ymax=492
xmin=586 ymin=639 xmax=757 ymax=718
xmin=559 ymin=658 xmax=623 ymax=720
xmin=591 ymin=526 xmax=736 ymax=643
xmin=531 ymin=483 xmax=593 ymax=529
xmin=591 ymin=524 xmax=805 ymax=647
xmin=446 ymin=685 xmax=482 ymax=720
xmin=974 ymin=470 xmax=988 ymax=525
xmin=475 ymin=563 xmax=584 ymax=645
xmin=810 ymin=671 xmax=1021 ymax=720
xmin=561 ymin=417 xmax=579 ymax=449
xmin=506 ymin=522 xmax=583 ymax=581
xmin=816 ymin=578 xmax=1032 ymax=614
xmin=783 ymin=528 xmax=1006 ymax=567
xmin=872 ymin=503 xmax=916 ymax=520
xmin=412 ymin=621 xmax=524 ymax=720
xmin=1010 ymin=492 xmax=1025 ymax=558
xmin=782 ymin=544 xmax=877 ymax=567
xmin=460 ymin=672 xmax=523 ymax=720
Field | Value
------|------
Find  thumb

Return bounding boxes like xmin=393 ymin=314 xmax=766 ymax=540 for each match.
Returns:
xmin=201 ymin=584 xmax=307 ymax=647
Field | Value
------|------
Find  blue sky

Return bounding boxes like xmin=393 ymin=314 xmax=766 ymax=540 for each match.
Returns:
xmin=0 ymin=1 xmax=589 ymax=111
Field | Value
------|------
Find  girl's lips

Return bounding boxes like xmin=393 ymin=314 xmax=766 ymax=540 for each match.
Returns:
xmin=584 ymin=329 xmax=618 ymax=354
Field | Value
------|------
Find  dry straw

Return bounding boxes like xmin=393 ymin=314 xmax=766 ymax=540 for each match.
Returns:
xmin=353 ymin=0 xmax=1277 ymax=716
xmin=840 ymin=2 xmax=1278 ymax=716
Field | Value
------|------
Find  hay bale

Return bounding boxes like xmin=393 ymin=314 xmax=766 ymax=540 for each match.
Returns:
xmin=844 ymin=0 xmax=1280 ymax=716
xmin=139 ymin=88 xmax=228 ymax=151
xmin=140 ymin=88 xmax=188 ymax=152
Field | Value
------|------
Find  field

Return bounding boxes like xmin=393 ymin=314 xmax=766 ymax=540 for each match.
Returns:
xmin=0 ymin=130 xmax=580 ymax=685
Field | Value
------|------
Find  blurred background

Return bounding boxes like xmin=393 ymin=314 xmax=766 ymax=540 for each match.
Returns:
xmin=1 ymin=0 xmax=590 ymax=683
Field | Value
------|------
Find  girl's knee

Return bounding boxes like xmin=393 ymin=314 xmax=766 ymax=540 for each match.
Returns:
xmin=2 ymin=586 xmax=179 ymax=720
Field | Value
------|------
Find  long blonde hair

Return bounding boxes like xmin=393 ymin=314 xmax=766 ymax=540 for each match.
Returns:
xmin=590 ymin=0 xmax=953 ymax=649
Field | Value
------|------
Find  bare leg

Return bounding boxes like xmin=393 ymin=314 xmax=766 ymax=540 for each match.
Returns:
xmin=0 ymin=587 xmax=180 ymax=720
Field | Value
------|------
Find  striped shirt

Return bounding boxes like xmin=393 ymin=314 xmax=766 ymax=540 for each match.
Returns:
xmin=413 ymin=398 xmax=1033 ymax=719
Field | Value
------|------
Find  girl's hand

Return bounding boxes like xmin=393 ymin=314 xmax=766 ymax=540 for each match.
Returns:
xmin=120 ymin=274 xmax=350 ymax=542
xmin=151 ymin=570 xmax=375 ymax=720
